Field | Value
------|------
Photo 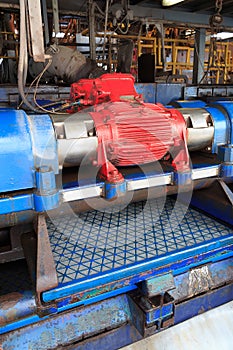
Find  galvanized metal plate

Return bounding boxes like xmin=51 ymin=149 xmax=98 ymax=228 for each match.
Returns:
xmin=47 ymin=197 xmax=233 ymax=287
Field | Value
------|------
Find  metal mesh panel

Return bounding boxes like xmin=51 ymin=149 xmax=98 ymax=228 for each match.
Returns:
xmin=47 ymin=197 xmax=232 ymax=284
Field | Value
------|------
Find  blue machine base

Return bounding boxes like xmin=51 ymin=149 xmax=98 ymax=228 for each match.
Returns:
xmin=0 ymin=196 xmax=233 ymax=345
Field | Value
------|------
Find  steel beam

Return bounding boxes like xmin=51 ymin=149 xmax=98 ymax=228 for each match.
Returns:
xmin=131 ymin=5 xmax=233 ymax=29
xmin=88 ymin=0 xmax=96 ymax=60
xmin=27 ymin=0 xmax=45 ymax=62
xmin=192 ymin=28 xmax=206 ymax=84
xmin=52 ymin=0 xmax=60 ymax=39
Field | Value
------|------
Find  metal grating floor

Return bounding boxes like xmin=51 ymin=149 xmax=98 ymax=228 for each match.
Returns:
xmin=47 ymin=197 xmax=233 ymax=286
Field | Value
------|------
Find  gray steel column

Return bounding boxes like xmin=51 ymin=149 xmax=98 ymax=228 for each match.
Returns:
xmin=88 ymin=0 xmax=96 ymax=60
xmin=192 ymin=28 xmax=206 ymax=84
xmin=41 ymin=0 xmax=50 ymax=46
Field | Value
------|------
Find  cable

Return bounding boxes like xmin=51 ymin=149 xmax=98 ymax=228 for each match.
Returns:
xmin=32 ymin=58 xmax=69 ymax=114
xmin=18 ymin=0 xmax=39 ymax=112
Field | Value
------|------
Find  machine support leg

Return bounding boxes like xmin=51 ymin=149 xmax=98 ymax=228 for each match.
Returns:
xmin=36 ymin=214 xmax=58 ymax=295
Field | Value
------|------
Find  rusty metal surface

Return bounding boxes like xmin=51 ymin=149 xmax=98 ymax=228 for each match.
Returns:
xmin=36 ymin=214 xmax=58 ymax=294
xmin=140 ymin=273 xmax=175 ymax=297
xmin=0 ymin=291 xmax=36 ymax=327
xmin=170 ymin=257 xmax=233 ymax=303
xmin=0 ymin=294 xmax=131 ymax=349
xmin=122 ymin=300 xmax=233 ymax=350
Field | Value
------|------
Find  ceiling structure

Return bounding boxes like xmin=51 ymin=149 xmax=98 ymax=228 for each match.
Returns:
xmin=0 ymin=0 xmax=233 ymax=28
xmin=130 ymin=0 xmax=233 ymax=17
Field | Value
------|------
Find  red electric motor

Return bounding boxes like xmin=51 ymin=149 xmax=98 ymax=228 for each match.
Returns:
xmin=69 ymin=73 xmax=189 ymax=180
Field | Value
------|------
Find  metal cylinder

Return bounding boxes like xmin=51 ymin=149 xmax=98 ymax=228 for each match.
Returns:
xmin=53 ymin=107 xmax=215 ymax=168
xmin=179 ymin=108 xmax=214 ymax=151
xmin=53 ymin=112 xmax=98 ymax=167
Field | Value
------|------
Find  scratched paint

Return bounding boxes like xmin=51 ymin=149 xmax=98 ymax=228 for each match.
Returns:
xmin=122 ymin=301 xmax=233 ymax=350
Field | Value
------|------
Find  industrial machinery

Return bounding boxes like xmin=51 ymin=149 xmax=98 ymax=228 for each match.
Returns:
xmin=0 ymin=72 xmax=233 ymax=348
xmin=0 ymin=0 xmax=233 ymax=348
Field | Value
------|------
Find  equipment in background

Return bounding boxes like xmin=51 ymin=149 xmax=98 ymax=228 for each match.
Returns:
xmin=138 ymin=53 xmax=156 ymax=82
xmin=28 ymin=45 xmax=104 ymax=84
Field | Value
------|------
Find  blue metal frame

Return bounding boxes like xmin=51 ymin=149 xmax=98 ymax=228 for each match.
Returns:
xmin=0 ymin=109 xmax=34 ymax=192
xmin=1 ymin=101 xmax=233 ymax=348
xmin=0 ymin=162 xmax=220 ymax=214
xmin=43 ymin=238 xmax=233 ymax=303
xmin=1 ymin=258 xmax=232 ymax=348
xmin=171 ymin=100 xmax=206 ymax=108
xmin=204 ymin=106 xmax=229 ymax=154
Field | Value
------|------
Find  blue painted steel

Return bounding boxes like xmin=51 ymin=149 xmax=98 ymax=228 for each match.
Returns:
xmin=43 ymin=241 xmax=233 ymax=303
xmin=34 ymin=166 xmax=60 ymax=211
xmin=0 ymin=287 xmax=136 ymax=336
xmin=0 ymin=110 xmax=58 ymax=194
xmin=135 ymin=83 xmax=184 ymax=105
xmin=0 ymin=163 xmax=218 ymax=216
xmin=174 ymin=283 xmax=233 ymax=325
xmin=35 ymin=166 xmax=57 ymax=192
xmin=1 ymin=294 xmax=131 ymax=348
xmin=0 ymin=291 xmax=36 ymax=326
xmin=33 ymin=192 xmax=60 ymax=212
xmin=140 ymin=273 xmax=174 ymax=297
xmin=172 ymin=100 xmax=206 ymax=108
xmin=218 ymin=145 xmax=233 ymax=162
xmin=27 ymin=114 xmax=59 ymax=174
xmin=173 ymin=171 xmax=192 ymax=185
xmin=144 ymin=296 xmax=174 ymax=325
xmin=0 ymin=184 xmax=59 ymax=214
xmin=212 ymin=101 xmax=233 ymax=144
xmin=204 ymin=106 xmax=229 ymax=154
xmin=0 ymin=192 xmax=59 ymax=214
xmin=220 ymin=163 xmax=233 ymax=179
xmin=0 ymin=211 xmax=35 ymax=229
xmin=1 ymin=283 xmax=232 ymax=348
xmin=0 ymin=109 xmax=34 ymax=192
xmin=135 ymin=83 xmax=156 ymax=103
xmin=0 ymin=194 xmax=33 ymax=215
xmin=170 ymin=257 xmax=233 ymax=302
xmin=71 ymin=324 xmax=142 ymax=350
xmin=104 ymin=181 xmax=126 ymax=199
xmin=155 ymin=83 xmax=184 ymax=105
xmin=1 ymin=257 xmax=232 ymax=345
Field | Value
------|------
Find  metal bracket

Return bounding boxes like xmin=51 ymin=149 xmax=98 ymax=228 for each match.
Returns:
xmin=128 ymin=290 xmax=175 ymax=337
xmin=140 ymin=273 xmax=175 ymax=297
xmin=34 ymin=214 xmax=59 ymax=316
xmin=128 ymin=274 xmax=175 ymax=337
xmin=21 ymin=215 xmax=58 ymax=316
xmin=218 ymin=179 xmax=233 ymax=206
xmin=36 ymin=214 xmax=58 ymax=296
